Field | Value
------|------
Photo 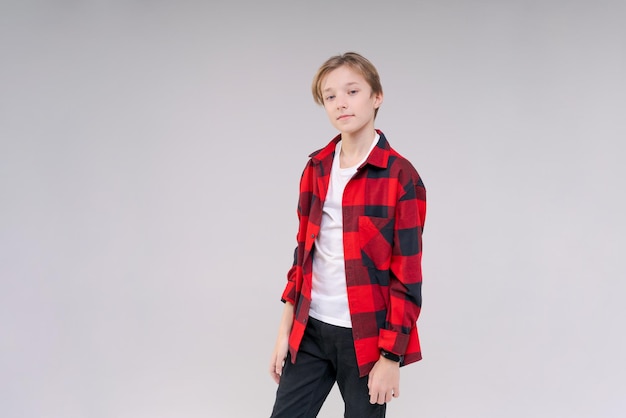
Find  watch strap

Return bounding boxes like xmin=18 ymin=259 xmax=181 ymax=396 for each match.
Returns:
xmin=380 ymin=349 xmax=403 ymax=363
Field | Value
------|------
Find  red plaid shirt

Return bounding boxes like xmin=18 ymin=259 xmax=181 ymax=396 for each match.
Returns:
xmin=281 ymin=130 xmax=427 ymax=377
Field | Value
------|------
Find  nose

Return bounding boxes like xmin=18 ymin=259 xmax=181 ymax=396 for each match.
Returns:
xmin=336 ymin=96 xmax=348 ymax=110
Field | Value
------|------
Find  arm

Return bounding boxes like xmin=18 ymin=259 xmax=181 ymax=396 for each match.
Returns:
xmin=381 ymin=166 xmax=426 ymax=354
xmin=270 ymin=162 xmax=314 ymax=382
xmin=269 ymin=301 xmax=294 ymax=384
xmin=368 ymin=167 xmax=426 ymax=403
xmin=280 ymin=162 xmax=312 ymax=305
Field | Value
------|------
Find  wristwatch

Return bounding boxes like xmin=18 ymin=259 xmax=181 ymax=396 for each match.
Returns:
xmin=380 ymin=349 xmax=403 ymax=363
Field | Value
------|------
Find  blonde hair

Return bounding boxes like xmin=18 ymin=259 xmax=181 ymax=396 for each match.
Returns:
xmin=311 ymin=52 xmax=383 ymax=117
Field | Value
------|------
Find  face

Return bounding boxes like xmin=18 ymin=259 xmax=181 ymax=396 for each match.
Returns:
xmin=320 ymin=65 xmax=383 ymax=137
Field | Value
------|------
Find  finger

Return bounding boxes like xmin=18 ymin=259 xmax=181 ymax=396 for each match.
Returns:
xmin=369 ymin=392 xmax=377 ymax=404
xmin=269 ymin=365 xmax=278 ymax=383
xmin=269 ymin=362 xmax=279 ymax=383
xmin=274 ymin=361 xmax=283 ymax=377
xmin=385 ymin=390 xmax=392 ymax=403
xmin=393 ymin=387 xmax=400 ymax=398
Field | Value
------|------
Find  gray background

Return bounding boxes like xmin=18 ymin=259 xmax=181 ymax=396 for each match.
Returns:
xmin=1 ymin=0 xmax=625 ymax=417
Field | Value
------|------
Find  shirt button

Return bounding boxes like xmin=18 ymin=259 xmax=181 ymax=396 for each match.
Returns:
xmin=311 ymin=234 xmax=315 ymax=238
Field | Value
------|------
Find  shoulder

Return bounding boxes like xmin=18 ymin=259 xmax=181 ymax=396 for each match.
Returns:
xmin=309 ymin=133 xmax=342 ymax=160
xmin=385 ymin=143 xmax=424 ymax=187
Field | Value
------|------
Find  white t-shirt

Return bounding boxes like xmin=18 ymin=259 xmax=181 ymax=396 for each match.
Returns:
xmin=309 ymin=133 xmax=380 ymax=328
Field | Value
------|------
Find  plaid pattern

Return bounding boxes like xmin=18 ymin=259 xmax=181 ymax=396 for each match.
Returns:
xmin=281 ymin=130 xmax=427 ymax=377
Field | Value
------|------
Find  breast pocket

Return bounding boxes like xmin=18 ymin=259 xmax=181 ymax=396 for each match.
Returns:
xmin=358 ymin=216 xmax=394 ymax=271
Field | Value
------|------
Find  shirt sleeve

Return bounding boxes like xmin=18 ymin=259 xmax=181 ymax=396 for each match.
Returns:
xmin=280 ymin=247 xmax=298 ymax=304
xmin=378 ymin=165 xmax=426 ymax=355
xmin=280 ymin=162 xmax=312 ymax=305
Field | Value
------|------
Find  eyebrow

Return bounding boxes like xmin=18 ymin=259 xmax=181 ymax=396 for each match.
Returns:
xmin=322 ymin=82 xmax=361 ymax=93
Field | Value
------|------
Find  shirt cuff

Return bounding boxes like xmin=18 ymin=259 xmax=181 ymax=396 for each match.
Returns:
xmin=378 ymin=328 xmax=410 ymax=355
xmin=281 ymin=282 xmax=296 ymax=305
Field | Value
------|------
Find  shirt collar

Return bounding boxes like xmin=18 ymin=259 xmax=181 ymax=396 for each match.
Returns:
xmin=309 ymin=129 xmax=390 ymax=169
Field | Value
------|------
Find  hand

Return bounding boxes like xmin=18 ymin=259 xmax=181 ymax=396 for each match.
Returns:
xmin=269 ymin=302 xmax=294 ymax=384
xmin=367 ymin=355 xmax=400 ymax=404
xmin=269 ymin=335 xmax=289 ymax=384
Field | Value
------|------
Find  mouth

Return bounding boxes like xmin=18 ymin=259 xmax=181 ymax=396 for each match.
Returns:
xmin=337 ymin=114 xmax=353 ymax=120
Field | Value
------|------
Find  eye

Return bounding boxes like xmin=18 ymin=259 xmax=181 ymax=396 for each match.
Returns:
xmin=325 ymin=95 xmax=335 ymax=101
xmin=348 ymin=89 xmax=358 ymax=95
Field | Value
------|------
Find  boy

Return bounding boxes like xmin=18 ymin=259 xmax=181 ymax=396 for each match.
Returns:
xmin=269 ymin=52 xmax=426 ymax=418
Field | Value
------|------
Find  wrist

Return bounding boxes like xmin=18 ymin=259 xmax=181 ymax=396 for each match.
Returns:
xmin=380 ymin=349 xmax=403 ymax=363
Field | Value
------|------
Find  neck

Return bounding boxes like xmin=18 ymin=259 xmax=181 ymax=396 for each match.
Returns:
xmin=339 ymin=128 xmax=377 ymax=168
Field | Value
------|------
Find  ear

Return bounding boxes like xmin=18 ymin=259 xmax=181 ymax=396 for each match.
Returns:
xmin=373 ymin=91 xmax=384 ymax=109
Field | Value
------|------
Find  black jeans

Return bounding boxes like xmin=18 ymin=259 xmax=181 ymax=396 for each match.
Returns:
xmin=270 ymin=317 xmax=386 ymax=418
